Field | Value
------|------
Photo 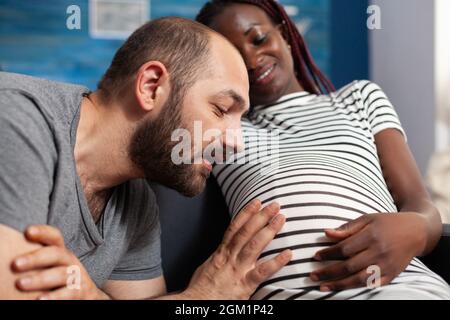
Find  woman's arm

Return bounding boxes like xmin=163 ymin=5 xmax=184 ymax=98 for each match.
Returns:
xmin=375 ymin=128 xmax=442 ymax=255
xmin=309 ymin=128 xmax=443 ymax=292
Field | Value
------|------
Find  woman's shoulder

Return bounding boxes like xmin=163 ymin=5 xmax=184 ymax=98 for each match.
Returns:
xmin=332 ymin=80 xmax=385 ymax=99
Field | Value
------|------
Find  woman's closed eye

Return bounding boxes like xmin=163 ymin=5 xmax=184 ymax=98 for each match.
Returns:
xmin=253 ymin=33 xmax=269 ymax=46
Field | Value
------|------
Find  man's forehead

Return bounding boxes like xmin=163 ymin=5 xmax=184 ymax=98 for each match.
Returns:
xmin=209 ymin=34 xmax=247 ymax=72
xmin=200 ymin=34 xmax=249 ymax=106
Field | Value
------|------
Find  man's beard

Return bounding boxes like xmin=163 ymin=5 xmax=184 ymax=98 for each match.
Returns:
xmin=128 ymin=94 xmax=207 ymax=197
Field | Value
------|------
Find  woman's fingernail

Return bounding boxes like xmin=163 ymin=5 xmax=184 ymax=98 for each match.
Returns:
xmin=314 ymin=254 xmax=322 ymax=261
xmin=310 ymin=273 xmax=319 ymax=281
xmin=321 ymin=285 xmax=331 ymax=292
xmin=38 ymin=295 xmax=49 ymax=300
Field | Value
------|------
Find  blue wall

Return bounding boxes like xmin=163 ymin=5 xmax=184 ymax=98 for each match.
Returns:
xmin=330 ymin=0 xmax=369 ymax=88
xmin=0 ymin=0 xmax=367 ymax=90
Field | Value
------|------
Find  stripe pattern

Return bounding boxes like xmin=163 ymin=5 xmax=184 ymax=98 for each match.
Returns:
xmin=213 ymin=80 xmax=450 ymax=299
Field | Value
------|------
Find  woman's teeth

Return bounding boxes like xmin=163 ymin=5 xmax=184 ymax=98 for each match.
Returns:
xmin=256 ymin=65 xmax=275 ymax=82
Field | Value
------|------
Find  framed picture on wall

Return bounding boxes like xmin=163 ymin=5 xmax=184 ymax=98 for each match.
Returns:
xmin=89 ymin=0 xmax=150 ymax=39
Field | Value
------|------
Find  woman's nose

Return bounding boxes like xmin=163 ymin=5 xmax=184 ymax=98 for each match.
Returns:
xmin=242 ymin=46 xmax=263 ymax=70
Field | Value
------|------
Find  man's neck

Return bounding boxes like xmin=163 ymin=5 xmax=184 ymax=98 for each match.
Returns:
xmin=74 ymin=91 xmax=141 ymax=196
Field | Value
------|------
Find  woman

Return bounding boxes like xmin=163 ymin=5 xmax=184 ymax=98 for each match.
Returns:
xmin=196 ymin=0 xmax=450 ymax=299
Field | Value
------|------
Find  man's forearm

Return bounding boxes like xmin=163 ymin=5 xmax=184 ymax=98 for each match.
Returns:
xmin=96 ymin=289 xmax=112 ymax=300
xmin=153 ymin=290 xmax=196 ymax=300
xmin=153 ymin=287 xmax=213 ymax=300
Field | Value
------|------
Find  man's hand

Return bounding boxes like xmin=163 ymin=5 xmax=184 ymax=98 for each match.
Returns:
xmin=179 ymin=199 xmax=292 ymax=300
xmin=12 ymin=225 xmax=108 ymax=300
xmin=11 ymin=199 xmax=290 ymax=300
xmin=310 ymin=212 xmax=428 ymax=292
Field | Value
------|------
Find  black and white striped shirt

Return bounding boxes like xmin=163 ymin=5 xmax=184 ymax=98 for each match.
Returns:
xmin=213 ymin=80 xmax=450 ymax=300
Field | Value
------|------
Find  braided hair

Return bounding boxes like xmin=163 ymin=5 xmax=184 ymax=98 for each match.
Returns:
xmin=196 ymin=0 xmax=335 ymax=95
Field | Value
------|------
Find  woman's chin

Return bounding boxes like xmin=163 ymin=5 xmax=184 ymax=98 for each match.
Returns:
xmin=250 ymin=86 xmax=286 ymax=106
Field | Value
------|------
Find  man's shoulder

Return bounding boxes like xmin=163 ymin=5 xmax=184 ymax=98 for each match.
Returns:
xmin=0 ymin=74 xmax=57 ymax=149
xmin=0 ymin=72 xmax=90 ymax=123
xmin=0 ymin=71 xmax=88 ymax=94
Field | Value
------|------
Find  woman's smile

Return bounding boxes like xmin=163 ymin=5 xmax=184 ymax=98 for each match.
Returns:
xmin=251 ymin=63 xmax=277 ymax=87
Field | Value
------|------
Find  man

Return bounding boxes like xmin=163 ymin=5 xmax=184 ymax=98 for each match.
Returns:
xmin=0 ymin=17 xmax=291 ymax=299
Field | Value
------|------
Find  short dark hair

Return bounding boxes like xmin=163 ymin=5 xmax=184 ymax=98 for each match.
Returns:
xmin=98 ymin=17 xmax=213 ymax=100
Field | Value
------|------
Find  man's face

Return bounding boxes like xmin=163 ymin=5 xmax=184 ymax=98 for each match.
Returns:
xmin=130 ymin=35 xmax=250 ymax=197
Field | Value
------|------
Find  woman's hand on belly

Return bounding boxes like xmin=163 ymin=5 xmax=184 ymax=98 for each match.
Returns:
xmin=309 ymin=212 xmax=427 ymax=292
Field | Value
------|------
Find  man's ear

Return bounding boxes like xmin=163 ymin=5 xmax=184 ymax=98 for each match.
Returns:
xmin=134 ymin=61 xmax=170 ymax=112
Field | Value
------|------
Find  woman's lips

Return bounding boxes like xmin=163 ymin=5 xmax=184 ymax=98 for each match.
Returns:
xmin=252 ymin=64 xmax=276 ymax=87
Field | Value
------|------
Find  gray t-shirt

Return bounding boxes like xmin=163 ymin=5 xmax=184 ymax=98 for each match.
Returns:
xmin=0 ymin=72 xmax=162 ymax=287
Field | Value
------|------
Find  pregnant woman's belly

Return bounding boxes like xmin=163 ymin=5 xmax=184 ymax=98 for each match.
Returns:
xmin=232 ymin=159 xmax=391 ymax=298
xmin=213 ymin=154 xmax=450 ymax=299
